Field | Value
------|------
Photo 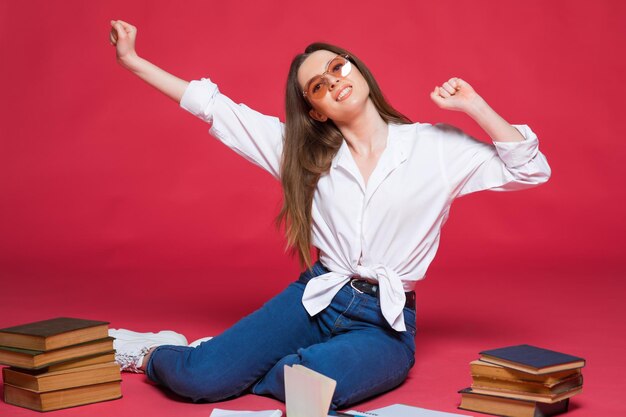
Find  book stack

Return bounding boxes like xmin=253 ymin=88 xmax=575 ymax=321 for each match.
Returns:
xmin=458 ymin=344 xmax=585 ymax=417
xmin=0 ymin=317 xmax=121 ymax=412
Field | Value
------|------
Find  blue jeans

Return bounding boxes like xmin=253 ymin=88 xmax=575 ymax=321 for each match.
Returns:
xmin=145 ymin=261 xmax=417 ymax=410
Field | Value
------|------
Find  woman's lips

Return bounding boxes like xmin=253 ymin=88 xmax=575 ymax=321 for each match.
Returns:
xmin=335 ymin=85 xmax=353 ymax=101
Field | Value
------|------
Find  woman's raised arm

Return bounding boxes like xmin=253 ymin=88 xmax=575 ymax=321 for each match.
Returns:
xmin=109 ymin=19 xmax=283 ymax=179
xmin=109 ymin=20 xmax=189 ymax=103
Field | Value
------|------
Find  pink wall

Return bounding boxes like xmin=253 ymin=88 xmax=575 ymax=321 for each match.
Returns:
xmin=1 ymin=0 xmax=624 ymax=305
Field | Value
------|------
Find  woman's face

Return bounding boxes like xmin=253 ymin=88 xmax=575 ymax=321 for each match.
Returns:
xmin=297 ymin=50 xmax=370 ymax=124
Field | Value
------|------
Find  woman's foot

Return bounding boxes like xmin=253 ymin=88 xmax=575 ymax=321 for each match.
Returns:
xmin=189 ymin=336 xmax=213 ymax=348
xmin=109 ymin=328 xmax=188 ymax=373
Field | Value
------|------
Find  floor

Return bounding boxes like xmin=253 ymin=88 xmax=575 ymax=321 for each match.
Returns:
xmin=1 ymin=264 xmax=624 ymax=416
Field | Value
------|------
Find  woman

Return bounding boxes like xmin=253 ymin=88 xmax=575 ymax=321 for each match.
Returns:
xmin=108 ymin=19 xmax=551 ymax=410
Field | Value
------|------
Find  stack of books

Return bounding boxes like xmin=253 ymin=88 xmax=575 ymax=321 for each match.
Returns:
xmin=458 ymin=344 xmax=585 ymax=417
xmin=0 ymin=317 xmax=121 ymax=412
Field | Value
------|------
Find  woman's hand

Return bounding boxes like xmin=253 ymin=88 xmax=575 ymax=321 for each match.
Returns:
xmin=109 ymin=20 xmax=139 ymax=68
xmin=107 ymin=19 xmax=189 ymax=103
xmin=431 ymin=77 xmax=525 ymax=143
xmin=430 ymin=77 xmax=482 ymax=114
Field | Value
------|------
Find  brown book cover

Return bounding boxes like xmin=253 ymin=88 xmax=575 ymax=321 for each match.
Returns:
xmin=45 ymin=351 xmax=116 ymax=372
xmin=469 ymin=385 xmax=582 ymax=404
xmin=459 ymin=388 xmax=570 ymax=417
xmin=472 ymin=374 xmax=583 ymax=396
xmin=3 ymin=362 xmax=121 ymax=392
xmin=0 ymin=318 xmax=109 ymax=351
xmin=0 ymin=337 xmax=114 ymax=369
xmin=470 ymin=360 xmax=581 ymax=386
xmin=3 ymin=381 xmax=122 ymax=412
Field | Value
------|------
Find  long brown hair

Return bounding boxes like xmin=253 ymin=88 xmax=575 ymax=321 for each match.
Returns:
xmin=276 ymin=43 xmax=412 ymax=269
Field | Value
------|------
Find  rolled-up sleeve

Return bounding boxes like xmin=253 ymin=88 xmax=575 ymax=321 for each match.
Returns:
xmin=180 ymin=78 xmax=284 ymax=179
xmin=437 ymin=123 xmax=551 ymax=198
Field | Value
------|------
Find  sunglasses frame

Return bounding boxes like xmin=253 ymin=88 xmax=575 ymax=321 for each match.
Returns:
xmin=302 ymin=54 xmax=353 ymax=100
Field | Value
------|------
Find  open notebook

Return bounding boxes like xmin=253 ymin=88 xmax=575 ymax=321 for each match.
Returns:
xmin=353 ymin=404 xmax=471 ymax=417
xmin=283 ymin=364 xmax=469 ymax=417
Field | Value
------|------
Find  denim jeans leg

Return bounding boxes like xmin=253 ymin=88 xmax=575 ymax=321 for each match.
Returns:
xmin=145 ymin=263 xmax=330 ymax=402
xmin=253 ymin=282 xmax=417 ymax=410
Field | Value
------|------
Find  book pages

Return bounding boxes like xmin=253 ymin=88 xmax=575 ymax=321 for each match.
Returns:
xmin=284 ymin=364 xmax=336 ymax=417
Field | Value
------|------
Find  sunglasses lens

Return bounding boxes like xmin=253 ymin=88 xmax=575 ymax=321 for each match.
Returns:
xmin=329 ymin=56 xmax=351 ymax=78
xmin=308 ymin=77 xmax=327 ymax=99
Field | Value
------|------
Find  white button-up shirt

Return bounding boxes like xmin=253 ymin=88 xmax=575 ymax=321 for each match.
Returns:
xmin=180 ymin=78 xmax=551 ymax=332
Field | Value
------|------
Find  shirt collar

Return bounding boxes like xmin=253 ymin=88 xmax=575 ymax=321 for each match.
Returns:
xmin=332 ymin=123 xmax=408 ymax=170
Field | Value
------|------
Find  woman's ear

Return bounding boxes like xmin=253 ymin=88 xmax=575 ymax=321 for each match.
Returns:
xmin=309 ymin=109 xmax=328 ymax=122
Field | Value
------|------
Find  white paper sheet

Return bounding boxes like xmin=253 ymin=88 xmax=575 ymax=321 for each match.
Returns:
xmin=210 ymin=408 xmax=283 ymax=417
xmin=350 ymin=403 xmax=472 ymax=417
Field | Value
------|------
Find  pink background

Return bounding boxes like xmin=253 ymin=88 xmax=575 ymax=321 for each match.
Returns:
xmin=1 ymin=0 xmax=624 ymax=415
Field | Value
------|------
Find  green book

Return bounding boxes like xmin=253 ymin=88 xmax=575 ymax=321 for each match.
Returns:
xmin=0 ymin=317 xmax=109 ymax=351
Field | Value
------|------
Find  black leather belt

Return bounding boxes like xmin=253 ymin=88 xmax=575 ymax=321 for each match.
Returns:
xmin=349 ymin=279 xmax=416 ymax=310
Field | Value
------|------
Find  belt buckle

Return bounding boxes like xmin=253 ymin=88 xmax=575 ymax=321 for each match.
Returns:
xmin=350 ymin=279 xmax=364 ymax=294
